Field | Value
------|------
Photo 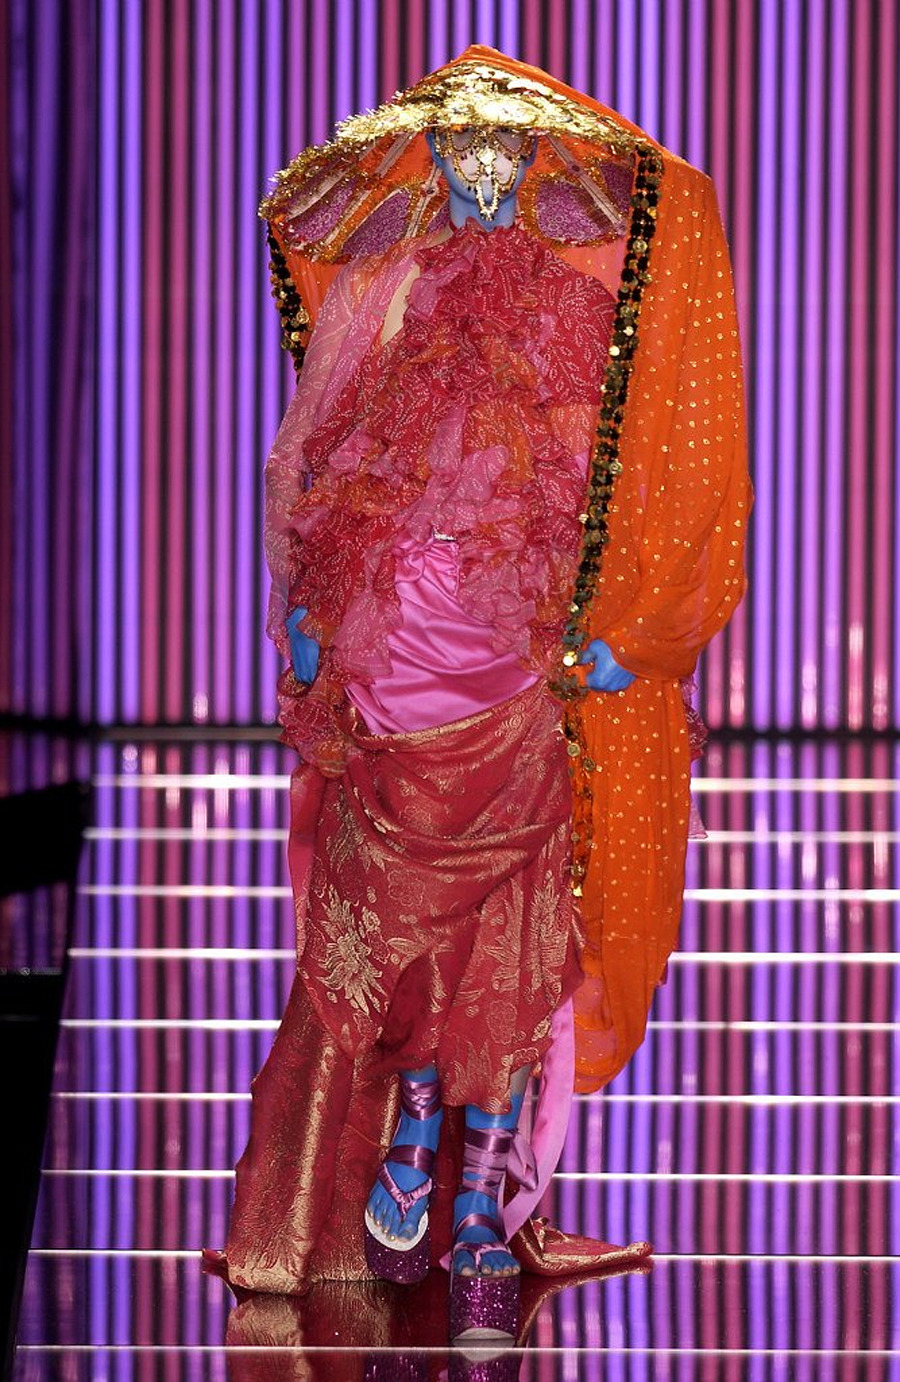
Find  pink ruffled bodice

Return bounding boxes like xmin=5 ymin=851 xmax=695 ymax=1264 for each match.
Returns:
xmin=290 ymin=218 xmax=617 ymax=682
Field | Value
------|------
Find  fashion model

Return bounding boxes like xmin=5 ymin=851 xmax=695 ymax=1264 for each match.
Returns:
xmin=203 ymin=46 xmax=751 ymax=1342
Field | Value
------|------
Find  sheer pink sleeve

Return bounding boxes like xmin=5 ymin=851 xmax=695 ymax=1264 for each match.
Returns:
xmin=263 ymin=243 xmax=424 ymax=660
xmin=264 ymin=264 xmax=364 ymax=657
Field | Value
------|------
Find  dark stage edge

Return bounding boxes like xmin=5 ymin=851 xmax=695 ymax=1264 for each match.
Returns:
xmin=10 ymin=736 xmax=900 ymax=1379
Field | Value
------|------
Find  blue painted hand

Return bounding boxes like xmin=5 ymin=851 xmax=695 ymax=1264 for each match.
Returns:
xmin=577 ymin=639 xmax=635 ymax=693
xmin=285 ymin=606 xmax=320 ymax=685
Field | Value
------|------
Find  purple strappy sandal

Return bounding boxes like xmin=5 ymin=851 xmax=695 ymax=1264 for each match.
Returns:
xmin=364 ymin=1073 xmax=441 ymax=1285
xmin=449 ymin=1123 xmax=521 ymax=1341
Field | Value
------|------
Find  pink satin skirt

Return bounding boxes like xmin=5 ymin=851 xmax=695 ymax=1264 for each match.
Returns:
xmin=345 ymin=534 xmax=539 ymax=735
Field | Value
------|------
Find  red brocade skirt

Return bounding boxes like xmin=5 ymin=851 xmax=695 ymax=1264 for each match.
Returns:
xmin=206 ymin=678 xmax=592 ymax=1290
xmin=204 ymin=549 xmax=654 ymax=1293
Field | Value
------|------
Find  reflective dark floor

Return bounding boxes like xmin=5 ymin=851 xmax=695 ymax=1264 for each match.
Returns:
xmin=10 ymin=737 xmax=900 ymax=1378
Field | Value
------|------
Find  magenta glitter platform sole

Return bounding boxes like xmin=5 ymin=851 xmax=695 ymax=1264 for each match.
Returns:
xmin=363 ymin=1220 xmax=430 ymax=1285
xmin=449 ymin=1271 xmax=520 ymax=1341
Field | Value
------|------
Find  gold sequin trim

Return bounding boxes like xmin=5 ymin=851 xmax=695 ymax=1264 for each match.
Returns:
xmin=266 ymin=223 xmax=310 ymax=375
xmin=545 ymin=141 xmax=665 ymax=894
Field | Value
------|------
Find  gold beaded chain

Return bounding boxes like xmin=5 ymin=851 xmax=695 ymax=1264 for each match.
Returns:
xmin=546 ymin=142 xmax=664 ymax=896
xmin=432 ymin=127 xmax=536 ymax=221
xmin=266 ymin=225 xmax=310 ymax=374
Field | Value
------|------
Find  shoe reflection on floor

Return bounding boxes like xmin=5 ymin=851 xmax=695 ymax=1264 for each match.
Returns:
xmin=210 ymin=1259 xmax=650 ymax=1380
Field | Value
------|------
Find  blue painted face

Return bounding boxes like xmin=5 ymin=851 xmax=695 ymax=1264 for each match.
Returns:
xmin=426 ymin=127 xmax=538 ymax=230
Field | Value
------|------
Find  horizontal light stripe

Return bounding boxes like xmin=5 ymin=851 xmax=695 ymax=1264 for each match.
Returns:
xmin=69 ymin=947 xmax=297 ymax=958
xmin=555 ymin=1172 xmax=900 ymax=1183
xmin=700 ymin=830 xmax=900 ymax=843
xmin=57 ymin=1018 xmax=900 ymax=1032
xmin=80 ymin=885 xmax=290 ymax=897
xmin=77 ymin=882 xmax=900 ymax=901
xmin=85 ymin=827 xmax=285 ymax=841
xmin=61 ymin=1019 xmax=280 ymax=1029
xmin=49 ymin=1091 xmax=900 ymax=1106
xmin=22 ymin=1251 xmax=900 ymax=1267
xmin=14 ymin=1342 xmax=900 ymax=1356
xmin=75 ymin=884 xmax=900 ymax=906
xmin=92 ymin=773 xmax=289 ymax=788
xmin=27 ymin=1251 xmax=201 ymax=1259
xmin=694 ymin=778 xmax=900 ymax=793
xmin=90 ymin=773 xmax=900 ymax=793
xmin=38 ymin=1169 xmax=900 ymax=1184
xmin=53 ymin=1091 xmax=255 ymax=1100
xmin=65 ymin=947 xmax=900 ymax=965
xmin=682 ymin=889 xmax=900 ymax=902
xmin=82 ymin=826 xmax=900 ymax=845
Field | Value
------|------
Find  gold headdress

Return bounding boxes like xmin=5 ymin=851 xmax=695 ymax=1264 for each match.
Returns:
xmin=260 ymin=49 xmax=641 ymax=257
xmin=260 ymin=47 xmax=662 ymax=370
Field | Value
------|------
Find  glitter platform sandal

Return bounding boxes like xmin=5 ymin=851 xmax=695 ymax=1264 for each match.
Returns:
xmin=364 ymin=1072 xmax=441 ymax=1285
xmin=449 ymin=1123 xmax=521 ymax=1342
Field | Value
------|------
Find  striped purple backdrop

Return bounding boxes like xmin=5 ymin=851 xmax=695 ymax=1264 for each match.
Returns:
xmin=1 ymin=0 xmax=899 ymax=732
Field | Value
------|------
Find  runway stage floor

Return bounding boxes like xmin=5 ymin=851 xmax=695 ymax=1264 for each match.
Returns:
xmin=10 ymin=737 xmax=900 ymax=1379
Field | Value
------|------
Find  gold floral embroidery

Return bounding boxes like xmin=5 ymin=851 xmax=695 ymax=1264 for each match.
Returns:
xmin=524 ymin=865 xmax=572 ymax=996
xmin=325 ymin=797 xmax=371 ymax=875
xmin=318 ymin=885 xmax=386 ymax=1016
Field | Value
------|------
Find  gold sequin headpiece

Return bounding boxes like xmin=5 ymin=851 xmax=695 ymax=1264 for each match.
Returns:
xmin=259 ymin=46 xmax=644 ymax=263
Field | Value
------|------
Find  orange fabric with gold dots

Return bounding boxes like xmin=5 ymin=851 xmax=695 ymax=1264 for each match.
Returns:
xmin=567 ymin=163 xmax=751 ymax=1094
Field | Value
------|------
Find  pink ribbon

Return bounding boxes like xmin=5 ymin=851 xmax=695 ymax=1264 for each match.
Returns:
xmin=501 ymin=998 xmax=575 ymax=1241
